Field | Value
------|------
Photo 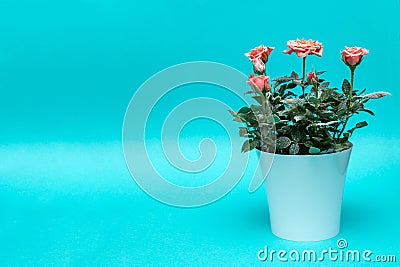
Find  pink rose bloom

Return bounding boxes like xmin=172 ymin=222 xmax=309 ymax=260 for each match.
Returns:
xmin=341 ymin=46 xmax=369 ymax=66
xmin=247 ymin=74 xmax=271 ymax=91
xmin=307 ymin=71 xmax=318 ymax=84
xmin=245 ymin=45 xmax=275 ymax=63
xmin=283 ymin=39 xmax=323 ymax=57
xmin=252 ymin=58 xmax=266 ymax=74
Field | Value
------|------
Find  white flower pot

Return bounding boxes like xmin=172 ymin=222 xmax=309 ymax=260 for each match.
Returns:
xmin=257 ymin=145 xmax=352 ymax=241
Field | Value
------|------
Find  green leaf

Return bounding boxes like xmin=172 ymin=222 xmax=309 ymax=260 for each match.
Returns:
xmin=338 ymin=101 xmax=347 ymax=111
xmin=320 ymin=148 xmax=334 ymax=154
xmin=355 ymin=121 xmax=368 ymax=128
xmin=305 ymin=109 xmax=314 ymax=120
xmin=287 ymin=83 xmax=297 ymax=89
xmin=290 ymin=128 xmax=301 ymax=142
xmin=309 ymin=147 xmax=321 ymax=154
xmin=311 ymin=137 xmax=324 ymax=142
xmin=319 ymin=110 xmax=335 ymax=117
xmin=241 ymin=140 xmax=250 ymax=153
xmin=292 ymin=79 xmax=302 ymax=86
xmin=273 ymin=115 xmax=281 ymax=123
xmin=308 ymin=97 xmax=319 ymax=104
xmin=334 ymin=143 xmax=350 ymax=152
xmin=314 ymin=121 xmax=339 ymax=127
xmin=289 ymin=143 xmax=300 ymax=155
xmin=342 ymin=79 xmax=350 ymax=95
xmin=319 ymin=109 xmax=334 ymax=116
xmin=358 ymin=88 xmax=367 ymax=95
xmin=277 ymin=84 xmax=287 ymax=93
xmin=276 ymin=136 xmax=291 ymax=149
xmin=362 ymin=91 xmax=391 ymax=99
xmin=318 ymin=82 xmax=330 ymax=91
xmin=250 ymin=140 xmax=258 ymax=150
xmin=304 ymin=141 xmax=313 ymax=148
xmin=319 ymin=88 xmax=332 ymax=101
xmin=337 ymin=109 xmax=346 ymax=116
xmin=337 ymin=101 xmax=347 ymax=116
xmin=273 ymin=76 xmax=292 ymax=82
xmin=241 ymin=139 xmax=258 ymax=153
xmin=293 ymin=115 xmax=306 ymax=122
xmin=238 ymin=114 xmax=256 ymax=124
xmin=282 ymin=98 xmax=304 ymax=108
xmin=239 ymin=127 xmax=247 ymax=137
xmin=359 ymin=108 xmax=375 ymax=116
xmin=346 ymin=121 xmax=368 ymax=137
xmin=238 ymin=106 xmax=251 ymax=114
xmin=291 ymin=71 xmax=299 ymax=79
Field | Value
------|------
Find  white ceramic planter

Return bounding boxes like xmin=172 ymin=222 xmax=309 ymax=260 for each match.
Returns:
xmin=257 ymin=145 xmax=352 ymax=241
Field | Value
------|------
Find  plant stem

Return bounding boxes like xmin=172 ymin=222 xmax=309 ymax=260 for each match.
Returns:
xmin=264 ymin=68 xmax=271 ymax=93
xmin=301 ymin=57 xmax=306 ymax=97
xmin=349 ymin=66 xmax=355 ymax=100
xmin=337 ymin=117 xmax=349 ymax=141
xmin=313 ymin=80 xmax=319 ymax=135
xmin=340 ymin=66 xmax=355 ymax=141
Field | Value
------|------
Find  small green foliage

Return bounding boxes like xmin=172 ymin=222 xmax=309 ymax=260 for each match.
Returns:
xmin=290 ymin=128 xmax=302 ymax=142
xmin=342 ymin=79 xmax=351 ymax=95
xmin=362 ymin=91 xmax=391 ymax=99
xmin=355 ymin=121 xmax=368 ymax=128
xmin=276 ymin=136 xmax=291 ymax=149
xmin=238 ymin=106 xmax=251 ymax=114
xmin=241 ymin=139 xmax=258 ymax=153
xmin=289 ymin=143 xmax=300 ymax=155
xmin=239 ymin=127 xmax=248 ymax=137
xmin=309 ymin=147 xmax=321 ymax=154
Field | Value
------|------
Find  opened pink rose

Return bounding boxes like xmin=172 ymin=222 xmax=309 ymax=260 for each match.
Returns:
xmin=247 ymin=74 xmax=271 ymax=91
xmin=341 ymin=46 xmax=369 ymax=66
xmin=283 ymin=39 xmax=323 ymax=57
xmin=245 ymin=45 xmax=275 ymax=63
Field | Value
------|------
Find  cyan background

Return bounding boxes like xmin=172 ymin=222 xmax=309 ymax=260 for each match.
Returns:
xmin=0 ymin=0 xmax=399 ymax=266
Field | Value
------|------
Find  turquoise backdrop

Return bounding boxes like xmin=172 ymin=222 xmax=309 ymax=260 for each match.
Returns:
xmin=0 ymin=0 xmax=399 ymax=266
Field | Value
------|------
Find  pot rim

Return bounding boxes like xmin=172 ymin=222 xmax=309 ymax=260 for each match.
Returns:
xmin=256 ymin=142 xmax=353 ymax=158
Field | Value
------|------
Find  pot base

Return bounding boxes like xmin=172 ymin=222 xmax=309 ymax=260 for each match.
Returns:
xmin=271 ymin=226 xmax=339 ymax=242
xmin=258 ymin=146 xmax=352 ymax=242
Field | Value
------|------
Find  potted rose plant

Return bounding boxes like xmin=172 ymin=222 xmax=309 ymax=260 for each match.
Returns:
xmin=230 ymin=39 xmax=390 ymax=241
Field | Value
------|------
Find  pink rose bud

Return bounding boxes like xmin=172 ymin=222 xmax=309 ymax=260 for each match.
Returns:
xmin=307 ymin=71 xmax=318 ymax=84
xmin=341 ymin=46 xmax=369 ymax=66
xmin=245 ymin=45 xmax=275 ymax=63
xmin=253 ymin=59 xmax=266 ymax=74
xmin=283 ymin=38 xmax=324 ymax=58
xmin=247 ymin=75 xmax=271 ymax=92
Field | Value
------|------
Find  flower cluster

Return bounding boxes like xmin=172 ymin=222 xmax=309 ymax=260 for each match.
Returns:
xmin=231 ymin=39 xmax=390 ymax=155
